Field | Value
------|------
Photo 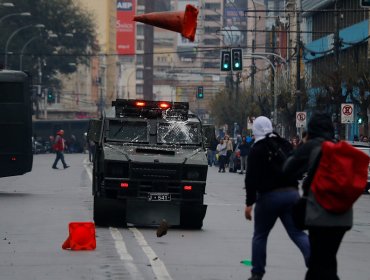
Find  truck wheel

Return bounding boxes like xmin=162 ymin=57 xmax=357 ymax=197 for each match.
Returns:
xmin=93 ymin=196 xmax=127 ymax=227
xmin=180 ymin=204 xmax=207 ymax=229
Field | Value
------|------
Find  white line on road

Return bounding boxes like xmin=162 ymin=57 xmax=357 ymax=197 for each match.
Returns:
xmin=84 ymin=158 xmax=172 ymax=280
xmin=130 ymin=227 xmax=173 ymax=280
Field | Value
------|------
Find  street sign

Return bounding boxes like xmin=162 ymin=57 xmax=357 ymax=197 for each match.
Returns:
xmin=341 ymin=103 xmax=354 ymax=123
xmin=296 ymin=112 xmax=307 ymax=128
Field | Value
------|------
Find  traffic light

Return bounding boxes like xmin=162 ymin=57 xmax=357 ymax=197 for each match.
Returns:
xmin=220 ymin=50 xmax=231 ymax=71
xmin=47 ymin=89 xmax=55 ymax=103
xmin=196 ymin=86 xmax=204 ymax=99
xmin=232 ymin=48 xmax=243 ymax=71
xmin=360 ymin=0 xmax=370 ymax=7
xmin=358 ymin=117 xmax=363 ymax=124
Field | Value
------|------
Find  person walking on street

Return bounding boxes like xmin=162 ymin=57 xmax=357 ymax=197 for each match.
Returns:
xmin=224 ymin=135 xmax=233 ymax=168
xmin=52 ymin=130 xmax=70 ymax=169
xmin=207 ymin=136 xmax=218 ymax=167
xmin=87 ymin=139 xmax=95 ymax=163
xmin=216 ymin=138 xmax=227 ymax=172
xmin=238 ymin=136 xmax=251 ymax=174
xmin=283 ymin=112 xmax=352 ymax=280
xmin=244 ymin=116 xmax=310 ymax=280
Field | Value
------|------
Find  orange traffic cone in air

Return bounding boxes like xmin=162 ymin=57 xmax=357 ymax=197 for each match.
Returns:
xmin=133 ymin=4 xmax=198 ymax=42
xmin=62 ymin=222 xmax=96 ymax=250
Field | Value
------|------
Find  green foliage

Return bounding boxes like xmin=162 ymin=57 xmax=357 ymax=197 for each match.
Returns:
xmin=0 ymin=0 xmax=99 ymax=87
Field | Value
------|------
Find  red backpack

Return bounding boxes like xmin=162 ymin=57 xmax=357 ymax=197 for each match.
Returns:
xmin=310 ymin=141 xmax=370 ymax=213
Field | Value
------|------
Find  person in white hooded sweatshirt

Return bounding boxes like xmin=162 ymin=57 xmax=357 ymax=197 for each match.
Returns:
xmin=244 ymin=116 xmax=310 ymax=280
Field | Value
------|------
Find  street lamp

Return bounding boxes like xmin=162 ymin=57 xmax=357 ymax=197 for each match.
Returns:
xmin=4 ymin=23 xmax=45 ymax=69
xmin=19 ymin=32 xmax=57 ymax=70
xmin=0 ymin=12 xmax=31 ymax=24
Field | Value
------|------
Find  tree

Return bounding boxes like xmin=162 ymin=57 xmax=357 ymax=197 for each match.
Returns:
xmin=0 ymin=0 xmax=99 ymax=86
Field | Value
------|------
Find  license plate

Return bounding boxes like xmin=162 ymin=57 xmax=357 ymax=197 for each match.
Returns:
xmin=147 ymin=192 xmax=171 ymax=201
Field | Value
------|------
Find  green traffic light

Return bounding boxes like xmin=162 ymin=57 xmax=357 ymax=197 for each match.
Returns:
xmin=223 ymin=63 xmax=229 ymax=69
xmin=235 ymin=62 xmax=240 ymax=68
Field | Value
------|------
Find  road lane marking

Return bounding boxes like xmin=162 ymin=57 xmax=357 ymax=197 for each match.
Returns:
xmin=84 ymin=159 xmax=172 ymax=280
xmin=130 ymin=227 xmax=173 ymax=280
xmin=110 ymin=227 xmax=133 ymax=261
xmin=109 ymin=227 xmax=145 ymax=280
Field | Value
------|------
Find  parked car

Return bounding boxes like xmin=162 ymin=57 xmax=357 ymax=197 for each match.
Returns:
xmin=348 ymin=141 xmax=370 ymax=194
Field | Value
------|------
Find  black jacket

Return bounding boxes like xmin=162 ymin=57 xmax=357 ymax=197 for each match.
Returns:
xmin=245 ymin=134 xmax=296 ymax=206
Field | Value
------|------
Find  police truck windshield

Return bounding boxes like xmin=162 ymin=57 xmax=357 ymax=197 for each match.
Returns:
xmin=157 ymin=122 xmax=200 ymax=145
xmin=108 ymin=120 xmax=148 ymax=142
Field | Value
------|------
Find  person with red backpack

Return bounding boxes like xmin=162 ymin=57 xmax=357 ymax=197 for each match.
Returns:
xmin=52 ymin=129 xmax=70 ymax=170
xmin=283 ymin=112 xmax=354 ymax=280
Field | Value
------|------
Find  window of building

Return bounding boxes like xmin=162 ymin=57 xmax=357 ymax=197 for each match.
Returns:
xmin=205 ymin=3 xmax=221 ymax=9
xmin=204 ymin=39 xmax=220 ymax=45
xmin=136 ymin=84 xmax=143 ymax=95
xmin=136 ymin=54 xmax=143 ymax=65
xmin=136 ymin=40 xmax=144 ymax=51
xmin=204 ymin=26 xmax=220 ymax=34
xmin=204 ymin=15 xmax=221 ymax=21
xmin=136 ymin=69 xmax=144 ymax=79
xmin=137 ymin=25 xmax=144 ymax=36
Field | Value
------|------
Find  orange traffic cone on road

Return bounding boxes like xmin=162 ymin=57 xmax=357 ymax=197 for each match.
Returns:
xmin=133 ymin=4 xmax=198 ymax=42
xmin=62 ymin=222 xmax=96 ymax=250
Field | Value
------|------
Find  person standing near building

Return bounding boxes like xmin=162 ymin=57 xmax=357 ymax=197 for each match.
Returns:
xmin=52 ymin=130 xmax=70 ymax=169
xmin=244 ymin=116 xmax=310 ymax=280
xmin=283 ymin=112 xmax=352 ymax=280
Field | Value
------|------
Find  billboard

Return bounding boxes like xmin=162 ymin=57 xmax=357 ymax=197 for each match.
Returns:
xmin=223 ymin=0 xmax=247 ymax=47
xmin=117 ymin=0 xmax=136 ymax=55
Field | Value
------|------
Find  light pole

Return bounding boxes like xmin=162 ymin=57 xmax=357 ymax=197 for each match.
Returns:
xmin=4 ymin=23 xmax=45 ymax=69
xmin=0 ymin=12 xmax=30 ymax=24
xmin=19 ymin=33 xmax=57 ymax=70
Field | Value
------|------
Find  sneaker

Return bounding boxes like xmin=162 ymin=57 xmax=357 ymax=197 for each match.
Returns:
xmin=64 ymin=165 xmax=70 ymax=169
xmin=52 ymin=166 xmax=58 ymax=169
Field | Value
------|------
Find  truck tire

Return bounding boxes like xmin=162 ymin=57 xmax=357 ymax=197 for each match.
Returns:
xmin=93 ymin=196 xmax=127 ymax=227
xmin=180 ymin=204 xmax=207 ymax=229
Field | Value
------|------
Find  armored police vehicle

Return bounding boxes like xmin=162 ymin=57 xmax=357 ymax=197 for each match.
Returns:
xmin=87 ymin=99 xmax=212 ymax=228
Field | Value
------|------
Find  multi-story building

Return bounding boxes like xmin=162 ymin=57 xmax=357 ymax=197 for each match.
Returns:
xmin=303 ymin=0 xmax=370 ymax=138
xmin=49 ymin=0 xmax=117 ymax=119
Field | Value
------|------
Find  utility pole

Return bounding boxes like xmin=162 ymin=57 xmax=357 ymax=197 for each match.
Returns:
xmin=333 ymin=0 xmax=342 ymax=138
xmin=295 ymin=0 xmax=302 ymax=113
xmin=271 ymin=24 xmax=276 ymax=123
xmin=143 ymin=1 xmax=154 ymax=100
xmin=250 ymin=0 xmax=257 ymax=101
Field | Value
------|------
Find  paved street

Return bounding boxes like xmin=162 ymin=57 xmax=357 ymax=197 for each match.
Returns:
xmin=0 ymin=153 xmax=369 ymax=280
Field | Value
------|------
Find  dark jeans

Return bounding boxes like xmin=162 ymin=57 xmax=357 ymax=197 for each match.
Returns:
xmin=52 ymin=151 xmax=68 ymax=168
xmin=305 ymin=227 xmax=347 ymax=280
xmin=207 ymin=150 xmax=216 ymax=166
xmin=218 ymin=155 xmax=226 ymax=171
xmin=251 ymin=190 xmax=310 ymax=276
